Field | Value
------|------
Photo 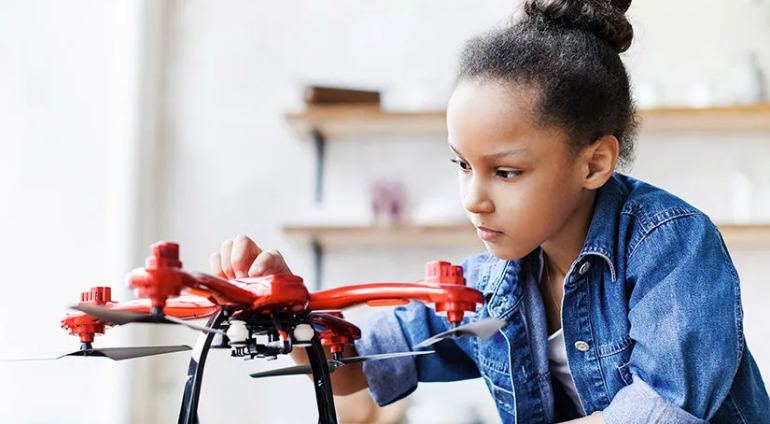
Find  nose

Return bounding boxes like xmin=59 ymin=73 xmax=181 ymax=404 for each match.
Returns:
xmin=462 ymin=176 xmax=494 ymax=215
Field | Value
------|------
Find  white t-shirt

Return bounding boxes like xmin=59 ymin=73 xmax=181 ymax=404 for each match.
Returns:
xmin=548 ymin=328 xmax=587 ymax=416
xmin=539 ymin=251 xmax=587 ymax=417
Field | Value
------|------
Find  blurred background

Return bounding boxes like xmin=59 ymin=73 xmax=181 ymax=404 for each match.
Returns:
xmin=1 ymin=0 xmax=769 ymax=423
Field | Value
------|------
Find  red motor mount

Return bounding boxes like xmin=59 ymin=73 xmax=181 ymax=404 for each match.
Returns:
xmin=61 ymin=287 xmax=114 ymax=343
xmin=423 ymin=261 xmax=474 ymax=324
xmin=127 ymin=242 xmax=188 ymax=310
xmin=310 ymin=313 xmax=361 ymax=355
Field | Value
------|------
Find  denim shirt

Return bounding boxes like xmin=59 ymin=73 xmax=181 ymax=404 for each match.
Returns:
xmin=353 ymin=173 xmax=770 ymax=424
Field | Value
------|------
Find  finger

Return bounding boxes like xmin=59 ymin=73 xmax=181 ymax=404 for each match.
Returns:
xmin=248 ymin=250 xmax=290 ymax=277
xmin=209 ymin=252 xmax=227 ymax=279
xmin=231 ymin=235 xmax=262 ymax=278
xmin=272 ymin=250 xmax=292 ymax=274
xmin=220 ymin=239 xmax=235 ymax=280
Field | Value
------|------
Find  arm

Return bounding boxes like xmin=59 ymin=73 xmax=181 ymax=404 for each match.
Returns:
xmin=601 ymin=214 xmax=741 ymax=423
xmin=352 ymin=299 xmax=481 ymax=405
xmin=351 ymin=257 xmax=485 ymax=406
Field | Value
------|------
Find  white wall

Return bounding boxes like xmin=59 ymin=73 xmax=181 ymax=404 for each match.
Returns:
xmin=0 ymin=1 xmax=167 ymax=423
xmin=0 ymin=2 xmax=126 ymax=422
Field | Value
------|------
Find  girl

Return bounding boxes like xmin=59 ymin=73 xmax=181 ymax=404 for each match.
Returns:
xmin=211 ymin=1 xmax=770 ymax=422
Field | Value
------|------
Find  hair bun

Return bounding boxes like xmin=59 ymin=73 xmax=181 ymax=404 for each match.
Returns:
xmin=524 ymin=0 xmax=634 ymax=53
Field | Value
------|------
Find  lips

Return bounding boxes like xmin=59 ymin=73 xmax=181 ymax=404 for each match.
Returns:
xmin=475 ymin=226 xmax=503 ymax=241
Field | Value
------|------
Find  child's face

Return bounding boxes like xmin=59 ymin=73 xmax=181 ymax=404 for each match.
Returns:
xmin=446 ymin=79 xmax=590 ymax=261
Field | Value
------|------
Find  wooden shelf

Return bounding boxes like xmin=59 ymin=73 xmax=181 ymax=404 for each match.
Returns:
xmin=640 ymin=104 xmax=770 ymax=133
xmin=283 ymin=222 xmax=770 ymax=249
xmin=716 ymin=224 xmax=770 ymax=248
xmin=283 ymin=222 xmax=483 ymax=249
xmin=285 ymin=103 xmax=770 ymax=139
xmin=285 ymin=105 xmax=446 ymax=139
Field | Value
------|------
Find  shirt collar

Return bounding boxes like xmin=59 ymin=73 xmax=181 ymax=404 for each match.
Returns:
xmin=576 ymin=172 xmax=629 ymax=282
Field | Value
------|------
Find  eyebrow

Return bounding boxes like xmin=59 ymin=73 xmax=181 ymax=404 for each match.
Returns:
xmin=448 ymin=141 xmax=528 ymax=161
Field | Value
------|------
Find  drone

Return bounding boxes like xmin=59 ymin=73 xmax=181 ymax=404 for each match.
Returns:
xmin=7 ymin=241 xmax=507 ymax=424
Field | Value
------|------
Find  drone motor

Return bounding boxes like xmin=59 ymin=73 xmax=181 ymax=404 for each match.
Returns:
xmin=293 ymin=323 xmax=315 ymax=347
xmin=226 ymin=320 xmax=250 ymax=344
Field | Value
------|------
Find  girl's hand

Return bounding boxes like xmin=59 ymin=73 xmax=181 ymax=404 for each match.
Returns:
xmin=209 ymin=235 xmax=292 ymax=279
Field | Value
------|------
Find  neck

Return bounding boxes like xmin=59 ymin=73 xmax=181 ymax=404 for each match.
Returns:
xmin=541 ymin=190 xmax=597 ymax=277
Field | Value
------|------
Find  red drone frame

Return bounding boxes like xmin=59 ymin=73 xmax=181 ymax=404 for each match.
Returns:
xmin=16 ymin=241 xmax=506 ymax=424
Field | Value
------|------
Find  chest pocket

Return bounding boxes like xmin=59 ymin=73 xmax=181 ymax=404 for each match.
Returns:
xmin=478 ymin=338 xmax=516 ymax=415
xmin=596 ymin=336 xmax=635 ymax=394
xmin=473 ymin=257 xmax=524 ymax=417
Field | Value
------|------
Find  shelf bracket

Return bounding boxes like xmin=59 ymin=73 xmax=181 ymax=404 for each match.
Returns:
xmin=312 ymin=128 xmax=325 ymax=203
xmin=312 ymin=237 xmax=323 ymax=291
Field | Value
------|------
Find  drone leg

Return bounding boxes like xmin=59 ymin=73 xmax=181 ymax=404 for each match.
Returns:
xmin=306 ymin=336 xmax=338 ymax=424
xmin=177 ymin=310 xmax=227 ymax=424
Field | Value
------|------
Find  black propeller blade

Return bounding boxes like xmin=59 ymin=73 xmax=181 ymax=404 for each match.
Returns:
xmin=71 ymin=304 xmax=227 ymax=337
xmin=413 ymin=317 xmax=508 ymax=349
xmin=0 ymin=345 xmax=192 ymax=361
xmin=249 ymin=350 xmax=434 ymax=379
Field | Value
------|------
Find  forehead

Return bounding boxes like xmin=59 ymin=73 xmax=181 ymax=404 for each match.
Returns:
xmin=446 ymin=79 xmax=568 ymax=157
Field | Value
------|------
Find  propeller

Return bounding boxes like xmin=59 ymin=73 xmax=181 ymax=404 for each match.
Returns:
xmin=71 ymin=304 xmax=227 ymax=337
xmin=413 ymin=317 xmax=508 ymax=349
xmin=249 ymin=350 xmax=434 ymax=379
xmin=0 ymin=345 xmax=192 ymax=361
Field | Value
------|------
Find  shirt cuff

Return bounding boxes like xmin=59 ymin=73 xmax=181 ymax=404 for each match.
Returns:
xmin=603 ymin=378 xmax=708 ymax=424
xmin=353 ymin=309 xmax=418 ymax=407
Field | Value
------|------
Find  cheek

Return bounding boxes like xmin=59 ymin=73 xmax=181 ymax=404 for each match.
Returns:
xmin=494 ymin=175 xmax=575 ymax=233
xmin=493 ymin=178 xmax=550 ymax=217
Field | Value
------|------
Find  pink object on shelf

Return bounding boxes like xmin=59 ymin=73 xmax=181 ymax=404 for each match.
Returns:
xmin=371 ymin=180 xmax=406 ymax=224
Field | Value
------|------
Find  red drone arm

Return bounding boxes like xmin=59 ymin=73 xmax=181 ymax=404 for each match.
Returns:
xmin=127 ymin=242 xmax=313 ymax=314
xmin=62 ymin=287 xmax=218 ymax=342
xmin=306 ymin=262 xmax=482 ymax=323
xmin=307 ymin=282 xmax=483 ymax=322
xmin=127 ymin=242 xmax=260 ymax=309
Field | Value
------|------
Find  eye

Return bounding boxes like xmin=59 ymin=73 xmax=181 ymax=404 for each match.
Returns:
xmin=496 ymin=169 xmax=523 ymax=180
xmin=450 ymin=157 xmax=471 ymax=172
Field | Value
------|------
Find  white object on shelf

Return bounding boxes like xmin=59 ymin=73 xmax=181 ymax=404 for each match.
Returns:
xmin=731 ymin=52 xmax=768 ymax=105
xmin=689 ymin=80 xmax=713 ymax=109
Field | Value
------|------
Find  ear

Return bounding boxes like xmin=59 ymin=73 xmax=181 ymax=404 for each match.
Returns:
xmin=581 ymin=135 xmax=619 ymax=189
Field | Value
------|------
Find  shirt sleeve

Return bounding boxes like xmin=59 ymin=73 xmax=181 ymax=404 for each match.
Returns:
xmin=603 ymin=213 xmax=743 ymax=423
xmin=352 ymin=259 xmax=483 ymax=406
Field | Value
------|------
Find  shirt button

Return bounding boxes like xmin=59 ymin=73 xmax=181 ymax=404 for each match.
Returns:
xmin=578 ymin=262 xmax=591 ymax=275
xmin=575 ymin=341 xmax=590 ymax=352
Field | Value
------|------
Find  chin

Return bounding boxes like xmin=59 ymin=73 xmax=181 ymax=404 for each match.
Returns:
xmin=483 ymin=242 xmax=531 ymax=262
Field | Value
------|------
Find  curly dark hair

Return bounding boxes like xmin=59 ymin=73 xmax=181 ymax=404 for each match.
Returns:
xmin=457 ymin=0 xmax=639 ymax=170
